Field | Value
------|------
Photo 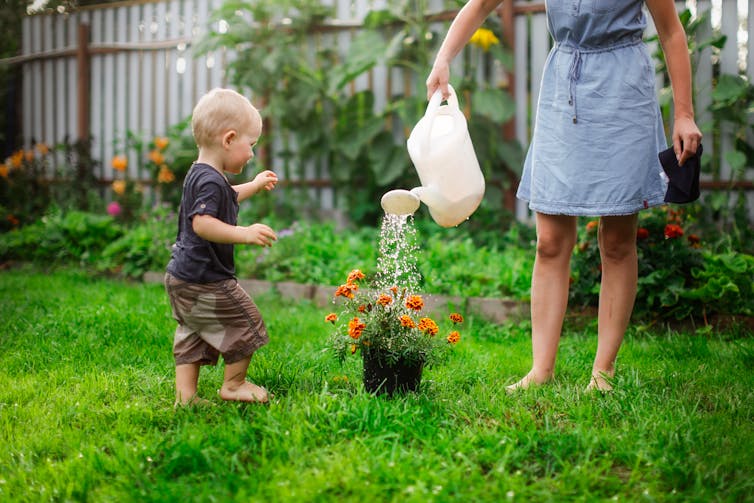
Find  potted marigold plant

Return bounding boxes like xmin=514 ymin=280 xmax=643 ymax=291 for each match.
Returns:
xmin=325 ymin=269 xmax=463 ymax=395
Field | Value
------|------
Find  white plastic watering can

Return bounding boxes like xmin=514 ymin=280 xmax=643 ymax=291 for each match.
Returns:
xmin=381 ymin=84 xmax=485 ymax=227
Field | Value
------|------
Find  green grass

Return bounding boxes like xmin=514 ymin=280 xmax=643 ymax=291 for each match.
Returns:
xmin=1 ymin=268 xmax=752 ymax=502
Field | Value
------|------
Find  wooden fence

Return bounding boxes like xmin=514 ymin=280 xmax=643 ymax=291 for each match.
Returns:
xmin=9 ymin=0 xmax=754 ymax=220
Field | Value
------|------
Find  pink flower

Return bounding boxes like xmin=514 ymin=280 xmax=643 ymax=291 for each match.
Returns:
xmin=107 ymin=201 xmax=122 ymax=217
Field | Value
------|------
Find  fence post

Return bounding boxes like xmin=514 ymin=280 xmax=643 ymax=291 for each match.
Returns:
xmin=76 ymin=22 xmax=90 ymax=141
xmin=497 ymin=0 xmax=518 ymax=214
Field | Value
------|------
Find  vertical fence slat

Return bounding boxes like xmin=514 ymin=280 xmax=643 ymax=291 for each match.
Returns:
xmin=67 ymin=13 xmax=80 ymax=145
xmin=154 ymin=1 xmax=168 ymax=135
xmin=513 ymin=12 xmax=529 ymax=221
xmin=128 ymin=4 xmax=142 ymax=180
xmin=89 ymin=10 xmax=103 ymax=178
xmin=695 ymin=0 xmax=714 ymax=179
xmin=115 ymin=7 xmax=129 ymax=180
xmin=21 ymin=16 xmax=32 ymax=152
xmin=141 ymin=2 xmax=155 ymax=137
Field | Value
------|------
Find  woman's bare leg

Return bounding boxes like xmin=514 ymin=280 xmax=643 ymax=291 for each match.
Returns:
xmin=507 ymin=213 xmax=577 ymax=390
xmin=589 ymin=214 xmax=638 ymax=391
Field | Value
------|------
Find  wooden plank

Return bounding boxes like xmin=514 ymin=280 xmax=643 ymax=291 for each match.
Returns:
xmin=194 ymin=0 xmax=209 ymax=103
xmin=166 ymin=0 xmax=181 ymax=127
xmin=89 ymin=9 xmax=104 ymax=178
xmin=154 ymin=0 xmax=167 ymax=135
xmin=68 ymin=13 xmax=81 ymax=142
xmin=694 ymin=0 xmax=714 ymax=179
xmin=115 ymin=6 xmax=129 ymax=178
xmin=718 ymin=0 xmax=738 ymax=181
xmin=514 ymin=12 xmax=530 ymax=221
xmin=128 ymin=3 xmax=142 ymax=179
xmin=141 ymin=2 xmax=155 ymax=136
xmin=30 ymin=17 xmax=43 ymax=149
xmin=179 ymin=0 xmax=194 ymax=122
xmin=101 ymin=7 xmax=116 ymax=181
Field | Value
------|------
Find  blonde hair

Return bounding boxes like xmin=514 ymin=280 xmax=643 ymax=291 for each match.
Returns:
xmin=191 ymin=88 xmax=262 ymax=147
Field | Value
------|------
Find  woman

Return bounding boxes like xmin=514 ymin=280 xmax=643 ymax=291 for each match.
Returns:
xmin=426 ymin=0 xmax=702 ymax=391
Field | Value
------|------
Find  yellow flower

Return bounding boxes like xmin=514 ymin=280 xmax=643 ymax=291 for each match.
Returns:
xmin=148 ymin=149 xmax=165 ymax=165
xmin=469 ymin=28 xmax=500 ymax=52
xmin=35 ymin=143 xmax=50 ymax=156
xmin=112 ymin=179 xmax=126 ymax=195
xmin=0 ymin=163 xmax=8 ymax=178
xmin=447 ymin=331 xmax=461 ymax=344
xmin=154 ymin=136 xmax=169 ymax=150
xmin=111 ymin=155 xmax=128 ymax=172
xmin=157 ymin=165 xmax=175 ymax=184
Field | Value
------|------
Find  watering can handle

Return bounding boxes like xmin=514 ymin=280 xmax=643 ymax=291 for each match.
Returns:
xmin=421 ymin=84 xmax=459 ymax=155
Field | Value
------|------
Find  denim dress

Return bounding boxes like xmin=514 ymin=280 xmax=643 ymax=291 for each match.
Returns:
xmin=516 ymin=0 xmax=668 ymax=216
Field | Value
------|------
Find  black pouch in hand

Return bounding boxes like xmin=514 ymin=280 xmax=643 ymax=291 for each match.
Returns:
xmin=659 ymin=144 xmax=703 ymax=204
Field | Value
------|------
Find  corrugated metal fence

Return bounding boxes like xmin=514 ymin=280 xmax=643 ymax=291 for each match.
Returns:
xmin=12 ymin=0 xmax=754 ymax=220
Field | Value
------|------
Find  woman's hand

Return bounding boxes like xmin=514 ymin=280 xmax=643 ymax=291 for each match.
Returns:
xmin=672 ymin=116 xmax=703 ymax=166
xmin=426 ymin=60 xmax=451 ymax=101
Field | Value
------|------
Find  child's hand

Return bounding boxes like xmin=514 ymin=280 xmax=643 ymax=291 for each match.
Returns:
xmin=254 ymin=170 xmax=278 ymax=192
xmin=242 ymin=223 xmax=277 ymax=247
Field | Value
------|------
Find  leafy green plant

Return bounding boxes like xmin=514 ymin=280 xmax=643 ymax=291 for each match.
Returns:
xmin=0 ymin=209 xmax=123 ymax=264
xmin=0 ymin=144 xmax=52 ymax=229
xmin=325 ymin=268 xmax=463 ymax=366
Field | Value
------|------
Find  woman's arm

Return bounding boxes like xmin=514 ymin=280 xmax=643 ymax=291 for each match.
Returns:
xmin=426 ymin=0 xmax=502 ymax=99
xmin=646 ymin=0 xmax=703 ymax=165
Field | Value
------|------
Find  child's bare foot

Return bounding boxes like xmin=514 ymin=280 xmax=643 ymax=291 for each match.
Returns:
xmin=505 ymin=370 xmax=552 ymax=393
xmin=219 ymin=381 xmax=271 ymax=403
xmin=586 ymin=372 xmax=614 ymax=392
xmin=174 ymin=394 xmax=214 ymax=409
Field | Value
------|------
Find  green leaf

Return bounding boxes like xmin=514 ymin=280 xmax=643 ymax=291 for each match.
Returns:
xmin=368 ymin=132 xmax=410 ymax=186
xmin=471 ymin=88 xmax=515 ymax=124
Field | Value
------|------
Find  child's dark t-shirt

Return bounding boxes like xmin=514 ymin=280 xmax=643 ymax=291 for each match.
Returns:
xmin=167 ymin=163 xmax=239 ymax=283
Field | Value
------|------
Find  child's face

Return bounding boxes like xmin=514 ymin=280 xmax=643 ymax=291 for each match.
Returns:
xmin=223 ymin=123 xmax=261 ymax=175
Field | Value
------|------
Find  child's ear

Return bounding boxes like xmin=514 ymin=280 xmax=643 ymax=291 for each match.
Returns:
xmin=222 ymin=130 xmax=237 ymax=148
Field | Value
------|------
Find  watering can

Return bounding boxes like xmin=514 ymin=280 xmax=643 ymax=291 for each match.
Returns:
xmin=380 ymin=84 xmax=485 ymax=227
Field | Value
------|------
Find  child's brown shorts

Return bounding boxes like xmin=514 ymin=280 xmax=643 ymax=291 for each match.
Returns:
xmin=164 ymin=273 xmax=269 ymax=366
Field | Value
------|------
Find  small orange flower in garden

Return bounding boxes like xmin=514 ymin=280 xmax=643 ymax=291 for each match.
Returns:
xmin=469 ymin=27 xmax=500 ymax=52
xmin=664 ymin=224 xmax=684 ymax=239
xmin=35 ymin=143 xmax=50 ymax=156
xmin=377 ymin=294 xmax=393 ymax=306
xmin=390 ymin=286 xmax=399 ymax=295
xmin=112 ymin=179 xmax=126 ymax=195
xmin=417 ymin=317 xmax=439 ymax=336
xmin=24 ymin=150 xmax=35 ymax=162
xmin=157 ymin=165 xmax=175 ymax=184
xmin=325 ymin=313 xmax=337 ymax=324
xmin=347 ymin=269 xmax=365 ymax=283
xmin=111 ymin=155 xmax=128 ymax=172
xmin=348 ymin=317 xmax=365 ymax=339
xmin=7 ymin=214 xmax=19 ymax=227
xmin=148 ymin=149 xmax=165 ymax=165
xmin=154 ymin=136 xmax=169 ymax=150
xmin=399 ymin=315 xmax=415 ymax=328
xmin=358 ymin=304 xmax=367 ymax=313
xmin=586 ymin=220 xmax=599 ymax=232
xmin=447 ymin=331 xmax=461 ymax=344
xmin=449 ymin=313 xmax=463 ymax=324
xmin=687 ymin=234 xmax=701 ymax=248
xmin=636 ymin=227 xmax=650 ymax=240
xmin=0 ymin=163 xmax=8 ymax=178
xmin=405 ymin=295 xmax=424 ymax=311
xmin=10 ymin=151 xmax=23 ymax=168
xmin=335 ymin=283 xmax=358 ymax=299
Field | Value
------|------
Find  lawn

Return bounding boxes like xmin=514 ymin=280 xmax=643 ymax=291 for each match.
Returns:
xmin=1 ymin=268 xmax=752 ymax=502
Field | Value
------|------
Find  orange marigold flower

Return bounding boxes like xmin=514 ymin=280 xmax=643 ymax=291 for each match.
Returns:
xmin=405 ymin=295 xmax=424 ymax=311
xmin=35 ymin=143 xmax=50 ymax=156
xmin=10 ymin=151 xmax=23 ymax=168
xmin=348 ymin=317 xmax=365 ymax=339
xmin=447 ymin=331 xmax=461 ymax=344
xmin=0 ymin=163 xmax=8 ymax=178
xmin=449 ymin=313 xmax=464 ymax=324
xmin=112 ymin=179 xmax=127 ymax=195
xmin=154 ymin=136 xmax=169 ymax=150
xmin=157 ymin=165 xmax=175 ymax=184
xmin=325 ymin=313 xmax=337 ymax=323
xmin=358 ymin=305 xmax=367 ymax=313
xmin=334 ymin=283 xmax=358 ymax=299
xmin=399 ymin=315 xmax=415 ymax=328
xmin=636 ymin=227 xmax=650 ymax=240
xmin=687 ymin=234 xmax=701 ymax=247
xmin=664 ymin=224 xmax=684 ymax=239
xmin=7 ymin=214 xmax=19 ymax=227
xmin=390 ymin=286 xmax=399 ymax=295
xmin=586 ymin=220 xmax=599 ymax=232
xmin=417 ymin=317 xmax=439 ymax=336
xmin=148 ymin=149 xmax=165 ymax=165
xmin=377 ymin=294 xmax=393 ymax=306
xmin=24 ymin=150 xmax=35 ymax=162
xmin=347 ymin=269 xmax=365 ymax=283
xmin=111 ymin=155 xmax=128 ymax=172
